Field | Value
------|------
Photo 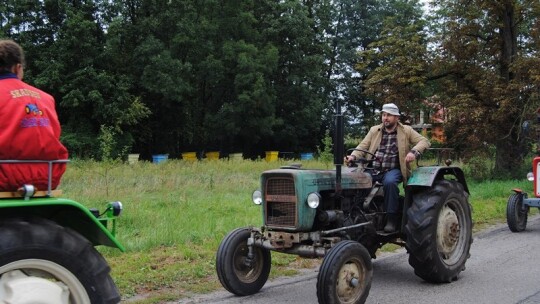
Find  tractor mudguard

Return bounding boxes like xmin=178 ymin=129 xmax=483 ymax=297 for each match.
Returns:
xmin=0 ymin=197 xmax=125 ymax=251
xmin=407 ymin=166 xmax=469 ymax=194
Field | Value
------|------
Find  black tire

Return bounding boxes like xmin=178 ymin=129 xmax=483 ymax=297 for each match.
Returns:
xmin=317 ymin=241 xmax=372 ymax=304
xmin=506 ymin=193 xmax=528 ymax=232
xmin=405 ymin=180 xmax=473 ymax=283
xmin=216 ymin=227 xmax=271 ymax=296
xmin=0 ymin=217 xmax=120 ymax=303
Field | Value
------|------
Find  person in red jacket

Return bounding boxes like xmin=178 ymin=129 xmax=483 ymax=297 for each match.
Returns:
xmin=0 ymin=39 xmax=68 ymax=191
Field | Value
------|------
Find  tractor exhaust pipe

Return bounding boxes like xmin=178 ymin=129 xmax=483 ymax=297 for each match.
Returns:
xmin=334 ymin=100 xmax=344 ymax=196
xmin=536 ymin=107 xmax=540 ymax=156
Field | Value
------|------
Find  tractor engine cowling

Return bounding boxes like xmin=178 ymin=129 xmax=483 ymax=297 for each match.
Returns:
xmin=259 ymin=168 xmax=373 ymax=232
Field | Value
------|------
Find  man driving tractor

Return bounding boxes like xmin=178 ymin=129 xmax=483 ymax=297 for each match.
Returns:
xmin=345 ymin=103 xmax=430 ymax=232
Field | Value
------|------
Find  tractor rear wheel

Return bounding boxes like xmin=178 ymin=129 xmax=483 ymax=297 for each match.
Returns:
xmin=506 ymin=193 xmax=528 ymax=232
xmin=216 ymin=227 xmax=271 ymax=296
xmin=317 ymin=241 xmax=372 ymax=304
xmin=405 ymin=180 xmax=472 ymax=283
xmin=0 ymin=218 xmax=120 ymax=304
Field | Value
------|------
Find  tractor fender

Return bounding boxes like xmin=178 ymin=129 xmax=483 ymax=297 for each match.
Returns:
xmin=406 ymin=166 xmax=469 ymax=194
xmin=0 ymin=197 xmax=125 ymax=251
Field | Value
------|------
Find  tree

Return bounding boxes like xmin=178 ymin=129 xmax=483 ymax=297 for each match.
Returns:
xmin=1 ymin=0 xmax=149 ymax=158
xmin=358 ymin=0 xmax=428 ymax=119
xmin=428 ymin=0 xmax=539 ymax=177
xmin=203 ymin=1 xmax=280 ymax=156
xmin=354 ymin=0 xmax=429 ymax=134
xmin=254 ymin=0 xmax=330 ymax=153
xmin=3 ymin=0 xmax=457 ymax=159
xmin=205 ymin=0 xmax=331 ymax=156
xmin=326 ymin=0 xmax=398 ymax=134
xmin=358 ymin=0 xmax=540 ymax=178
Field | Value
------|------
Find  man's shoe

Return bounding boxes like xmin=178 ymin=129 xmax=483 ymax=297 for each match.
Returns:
xmin=384 ymin=214 xmax=398 ymax=233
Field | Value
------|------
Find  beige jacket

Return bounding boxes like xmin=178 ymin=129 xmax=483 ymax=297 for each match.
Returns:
xmin=351 ymin=122 xmax=430 ymax=185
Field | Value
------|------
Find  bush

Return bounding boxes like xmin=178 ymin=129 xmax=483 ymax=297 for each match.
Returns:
xmin=463 ymin=156 xmax=494 ymax=181
xmin=344 ymin=135 xmax=361 ymax=152
xmin=317 ymin=130 xmax=333 ymax=163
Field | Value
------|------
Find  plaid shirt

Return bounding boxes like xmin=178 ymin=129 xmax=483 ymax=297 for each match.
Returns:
xmin=373 ymin=129 xmax=399 ymax=172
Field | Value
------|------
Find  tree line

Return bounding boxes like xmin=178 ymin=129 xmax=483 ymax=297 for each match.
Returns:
xmin=1 ymin=0 xmax=538 ymax=177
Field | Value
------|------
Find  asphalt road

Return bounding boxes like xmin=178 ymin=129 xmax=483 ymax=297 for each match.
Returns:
xmin=175 ymin=215 xmax=540 ymax=304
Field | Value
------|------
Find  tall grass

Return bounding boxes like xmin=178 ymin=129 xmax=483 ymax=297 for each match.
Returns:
xmin=59 ymin=158 xmax=535 ymax=303
xmin=64 ymin=159 xmax=292 ymax=250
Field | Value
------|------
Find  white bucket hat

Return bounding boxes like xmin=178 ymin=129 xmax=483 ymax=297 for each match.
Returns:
xmin=381 ymin=103 xmax=400 ymax=116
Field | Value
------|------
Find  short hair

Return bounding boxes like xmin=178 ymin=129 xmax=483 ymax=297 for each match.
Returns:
xmin=0 ymin=39 xmax=25 ymax=71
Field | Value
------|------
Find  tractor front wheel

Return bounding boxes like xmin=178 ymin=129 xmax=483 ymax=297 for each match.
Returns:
xmin=0 ymin=218 xmax=120 ymax=304
xmin=216 ymin=227 xmax=271 ymax=296
xmin=506 ymin=193 xmax=528 ymax=232
xmin=317 ymin=241 xmax=372 ymax=304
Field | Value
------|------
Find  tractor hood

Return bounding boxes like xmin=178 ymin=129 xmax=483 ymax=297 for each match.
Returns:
xmin=262 ymin=167 xmax=372 ymax=191
xmin=259 ymin=166 xmax=372 ymax=231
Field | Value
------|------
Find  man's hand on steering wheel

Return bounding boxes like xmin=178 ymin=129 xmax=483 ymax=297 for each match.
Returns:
xmin=345 ymin=148 xmax=377 ymax=167
xmin=344 ymin=154 xmax=357 ymax=165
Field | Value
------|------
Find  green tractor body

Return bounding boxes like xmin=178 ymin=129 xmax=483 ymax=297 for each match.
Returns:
xmin=0 ymin=160 xmax=124 ymax=304
xmin=407 ymin=165 xmax=468 ymax=191
xmin=0 ymin=195 xmax=124 ymax=250
xmin=217 ymin=155 xmax=473 ymax=304
xmin=260 ymin=165 xmax=469 ymax=234
xmin=216 ymin=105 xmax=473 ymax=304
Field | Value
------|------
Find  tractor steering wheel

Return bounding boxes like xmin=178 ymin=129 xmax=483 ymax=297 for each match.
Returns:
xmin=346 ymin=148 xmax=377 ymax=167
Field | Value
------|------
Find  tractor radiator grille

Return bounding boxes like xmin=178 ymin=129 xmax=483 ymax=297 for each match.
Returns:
xmin=265 ymin=177 xmax=297 ymax=227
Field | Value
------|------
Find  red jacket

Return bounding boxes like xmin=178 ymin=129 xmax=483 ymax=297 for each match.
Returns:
xmin=0 ymin=73 xmax=68 ymax=191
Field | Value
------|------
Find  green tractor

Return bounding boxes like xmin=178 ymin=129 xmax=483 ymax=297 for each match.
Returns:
xmin=0 ymin=160 xmax=124 ymax=304
xmin=216 ymin=110 xmax=473 ymax=304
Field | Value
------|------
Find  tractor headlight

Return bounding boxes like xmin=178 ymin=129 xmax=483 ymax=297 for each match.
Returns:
xmin=307 ymin=192 xmax=321 ymax=209
xmin=108 ymin=201 xmax=123 ymax=217
xmin=252 ymin=190 xmax=263 ymax=205
xmin=527 ymin=172 xmax=534 ymax=181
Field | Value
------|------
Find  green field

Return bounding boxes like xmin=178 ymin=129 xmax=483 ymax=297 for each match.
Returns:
xmin=59 ymin=158 xmax=535 ymax=303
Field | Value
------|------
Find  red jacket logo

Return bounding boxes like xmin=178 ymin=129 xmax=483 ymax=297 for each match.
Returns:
xmin=20 ymin=104 xmax=50 ymax=128
xmin=25 ymin=103 xmax=43 ymax=115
